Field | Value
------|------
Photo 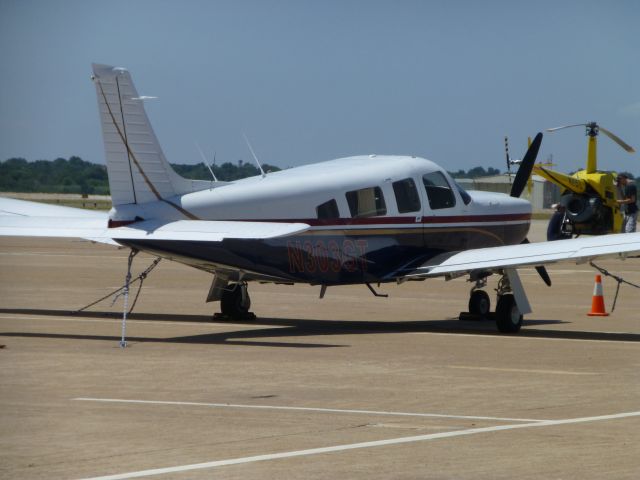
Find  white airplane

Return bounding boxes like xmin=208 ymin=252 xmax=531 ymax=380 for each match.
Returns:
xmin=1 ymin=63 xmax=639 ymax=334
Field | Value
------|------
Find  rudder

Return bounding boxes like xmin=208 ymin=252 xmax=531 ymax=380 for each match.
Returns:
xmin=91 ymin=63 xmax=207 ymax=206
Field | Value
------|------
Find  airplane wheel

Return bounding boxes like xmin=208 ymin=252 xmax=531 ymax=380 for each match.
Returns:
xmin=468 ymin=290 xmax=491 ymax=316
xmin=220 ymin=284 xmax=251 ymax=319
xmin=495 ymin=294 xmax=522 ymax=333
xmin=547 ymin=211 xmax=571 ymax=241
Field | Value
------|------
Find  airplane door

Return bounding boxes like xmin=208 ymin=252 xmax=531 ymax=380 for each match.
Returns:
xmin=420 ymin=171 xmax=468 ymax=250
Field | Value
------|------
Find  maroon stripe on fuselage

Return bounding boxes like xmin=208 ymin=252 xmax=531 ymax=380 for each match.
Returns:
xmin=216 ymin=213 xmax=531 ymax=227
xmin=423 ymin=213 xmax=530 ymax=223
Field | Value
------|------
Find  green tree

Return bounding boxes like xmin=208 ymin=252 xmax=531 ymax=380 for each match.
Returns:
xmin=0 ymin=157 xmax=282 ymax=194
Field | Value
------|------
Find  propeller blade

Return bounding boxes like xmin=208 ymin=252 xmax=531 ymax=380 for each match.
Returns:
xmin=535 ymin=265 xmax=552 ymax=286
xmin=510 ymin=132 xmax=543 ymax=198
xmin=599 ymin=127 xmax=636 ymax=153
xmin=546 ymin=123 xmax=585 ymax=133
xmin=521 ymin=238 xmax=552 ymax=286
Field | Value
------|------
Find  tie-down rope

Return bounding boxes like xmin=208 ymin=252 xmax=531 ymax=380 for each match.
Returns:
xmin=589 ymin=261 xmax=640 ymax=312
xmin=74 ymin=252 xmax=162 ymax=316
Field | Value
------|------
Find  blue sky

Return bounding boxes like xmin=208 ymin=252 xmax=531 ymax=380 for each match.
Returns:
xmin=0 ymin=0 xmax=638 ymax=174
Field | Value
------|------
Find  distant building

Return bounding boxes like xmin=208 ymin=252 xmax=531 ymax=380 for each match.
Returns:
xmin=456 ymin=174 xmax=560 ymax=212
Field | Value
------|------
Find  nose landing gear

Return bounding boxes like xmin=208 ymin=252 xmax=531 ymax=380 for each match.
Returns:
xmin=468 ymin=285 xmax=491 ymax=317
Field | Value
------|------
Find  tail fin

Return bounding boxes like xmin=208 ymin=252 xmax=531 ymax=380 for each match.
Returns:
xmin=92 ymin=63 xmax=210 ymax=206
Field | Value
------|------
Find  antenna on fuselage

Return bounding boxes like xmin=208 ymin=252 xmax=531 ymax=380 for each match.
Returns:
xmin=195 ymin=142 xmax=218 ymax=182
xmin=243 ymin=132 xmax=266 ymax=178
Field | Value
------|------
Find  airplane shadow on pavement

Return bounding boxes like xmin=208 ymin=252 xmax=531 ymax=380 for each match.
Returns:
xmin=0 ymin=308 xmax=638 ymax=347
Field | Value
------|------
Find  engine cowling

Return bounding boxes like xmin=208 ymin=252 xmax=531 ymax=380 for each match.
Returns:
xmin=559 ymin=193 xmax=613 ymax=235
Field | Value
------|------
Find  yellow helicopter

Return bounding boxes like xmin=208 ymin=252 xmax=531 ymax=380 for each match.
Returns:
xmin=533 ymin=122 xmax=636 ymax=239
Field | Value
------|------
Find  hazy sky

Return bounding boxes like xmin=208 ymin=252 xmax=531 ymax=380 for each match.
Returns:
xmin=1 ymin=0 xmax=638 ymax=174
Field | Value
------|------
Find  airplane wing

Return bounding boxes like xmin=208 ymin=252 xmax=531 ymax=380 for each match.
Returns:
xmin=0 ymin=197 xmax=310 ymax=243
xmin=404 ymin=233 xmax=640 ymax=279
xmin=0 ymin=197 xmax=118 ymax=245
xmin=0 ymin=196 xmax=108 ymax=218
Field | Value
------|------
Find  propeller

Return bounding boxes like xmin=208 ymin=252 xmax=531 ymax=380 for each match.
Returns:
xmin=506 ymin=133 xmax=551 ymax=286
xmin=510 ymin=132 xmax=543 ymax=198
xmin=546 ymin=122 xmax=635 ymax=153
xmin=521 ymin=238 xmax=552 ymax=286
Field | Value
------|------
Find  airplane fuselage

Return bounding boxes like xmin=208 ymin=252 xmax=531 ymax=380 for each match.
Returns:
xmin=115 ymin=155 xmax=531 ymax=284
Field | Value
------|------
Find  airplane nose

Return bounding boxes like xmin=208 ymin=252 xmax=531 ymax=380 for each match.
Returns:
xmin=505 ymin=195 xmax=532 ymax=215
xmin=470 ymin=191 xmax=532 ymax=214
xmin=511 ymin=195 xmax=532 ymax=209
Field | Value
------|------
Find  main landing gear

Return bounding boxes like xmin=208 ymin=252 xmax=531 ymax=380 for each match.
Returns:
xmin=494 ymin=275 xmax=523 ymax=333
xmin=218 ymin=282 xmax=256 ymax=320
xmin=464 ymin=273 xmax=523 ymax=333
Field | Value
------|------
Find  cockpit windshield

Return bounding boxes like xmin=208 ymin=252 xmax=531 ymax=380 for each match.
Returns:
xmin=453 ymin=180 xmax=472 ymax=205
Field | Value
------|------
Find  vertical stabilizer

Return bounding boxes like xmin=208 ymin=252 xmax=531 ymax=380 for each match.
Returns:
xmin=92 ymin=63 xmax=208 ymax=207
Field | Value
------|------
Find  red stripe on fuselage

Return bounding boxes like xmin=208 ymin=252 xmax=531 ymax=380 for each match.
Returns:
xmin=220 ymin=213 xmax=530 ymax=227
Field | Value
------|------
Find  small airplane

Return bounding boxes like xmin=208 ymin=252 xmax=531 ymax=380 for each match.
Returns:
xmin=1 ymin=64 xmax=640 ymax=335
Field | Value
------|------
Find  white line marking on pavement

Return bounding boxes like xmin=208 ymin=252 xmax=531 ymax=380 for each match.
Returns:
xmin=76 ymin=410 xmax=640 ymax=480
xmin=72 ymin=397 xmax=545 ymax=422
xmin=447 ymin=365 xmax=600 ymax=376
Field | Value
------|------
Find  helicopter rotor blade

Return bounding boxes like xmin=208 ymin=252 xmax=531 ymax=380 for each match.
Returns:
xmin=510 ymin=132 xmax=543 ymax=198
xmin=599 ymin=127 xmax=636 ymax=153
xmin=545 ymin=123 xmax=586 ymax=133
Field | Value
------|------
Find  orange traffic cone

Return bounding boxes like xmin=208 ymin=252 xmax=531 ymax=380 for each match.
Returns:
xmin=587 ymin=275 xmax=609 ymax=317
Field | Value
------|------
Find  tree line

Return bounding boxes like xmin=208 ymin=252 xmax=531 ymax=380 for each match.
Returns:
xmin=0 ymin=156 xmax=510 ymax=195
xmin=0 ymin=157 xmax=281 ymax=195
xmin=449 ymin=166 xmax=501 ymax=178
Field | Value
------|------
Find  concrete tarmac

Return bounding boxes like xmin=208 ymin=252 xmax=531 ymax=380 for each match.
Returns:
xmin=1 ymin=221 xmax=639 ymax=479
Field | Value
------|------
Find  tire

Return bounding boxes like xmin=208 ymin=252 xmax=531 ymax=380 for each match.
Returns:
xmin=495 ymin=294 xmax=523 ymax=333
xmin=220 ymin=285 xmax=251 ymax=319
xmin=547 ymin=211 xmax=566 ymax=241
xmin=468 ymin=290 xmax=491 ymax=316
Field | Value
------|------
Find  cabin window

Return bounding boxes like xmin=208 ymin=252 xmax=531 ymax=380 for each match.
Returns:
xmin=345 ymin=186 xmax=387 ymax=218
xmin=316 ymin=199 xmax=340 ymax=219
xmin=422 ymin=172 xmax=456 ymax=209
xmin=392 ymin=178 xmax=421 ymax=213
